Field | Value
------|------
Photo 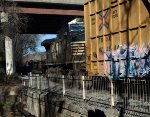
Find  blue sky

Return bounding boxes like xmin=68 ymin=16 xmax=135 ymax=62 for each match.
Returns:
xmin=37 ymin=34 xmax=57 ymax=52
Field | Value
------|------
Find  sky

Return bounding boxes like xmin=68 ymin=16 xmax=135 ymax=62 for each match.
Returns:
xmin=37 ymin=34 xmax=57 ymax=52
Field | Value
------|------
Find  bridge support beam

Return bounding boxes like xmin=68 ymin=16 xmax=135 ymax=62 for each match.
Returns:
xmin=1 ymin=12 xmax=15 ymax=75
xmin=5 ymin=36 xmax=15 ymax=75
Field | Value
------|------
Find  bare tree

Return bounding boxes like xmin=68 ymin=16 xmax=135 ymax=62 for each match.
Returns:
xmin=0 ymin=0 xmax=41 ymax=63
xmin=15 ymin=34 xmax=41 ymax=62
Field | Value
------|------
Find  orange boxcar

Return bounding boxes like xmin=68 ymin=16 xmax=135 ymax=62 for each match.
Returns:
xmin=84 ymin=0 xmax=150 ymax=78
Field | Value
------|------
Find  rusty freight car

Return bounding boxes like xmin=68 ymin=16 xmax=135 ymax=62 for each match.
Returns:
xmin=84 ymin=0 xmax=150 ymax=78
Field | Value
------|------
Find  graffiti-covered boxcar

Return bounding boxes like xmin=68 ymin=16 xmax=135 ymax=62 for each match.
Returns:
xmin=84 ymin=0 xmax=150 ymax=78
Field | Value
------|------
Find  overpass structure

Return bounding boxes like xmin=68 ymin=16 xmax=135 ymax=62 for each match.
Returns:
xmin=4 ymin=0 xmax=84 ymax=34
xmin=1 ymin=0 xmax=84 ymax=75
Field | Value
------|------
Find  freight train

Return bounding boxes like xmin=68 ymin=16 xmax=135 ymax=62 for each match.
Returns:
xmin=84 ymin=0 xmax=150 ymax=78
xmin=42 ymin=18 xmax=86 ymax=75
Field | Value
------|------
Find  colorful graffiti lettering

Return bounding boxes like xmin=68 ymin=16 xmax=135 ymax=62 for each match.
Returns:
xmin=98 ymin=10 xmax=109 ymax=30
xmin=104 ymin=50 xmax=112 ymax=60
xmin=103 ymin=42 xmax=150 ymax=79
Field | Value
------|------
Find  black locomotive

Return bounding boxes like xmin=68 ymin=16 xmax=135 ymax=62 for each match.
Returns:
xmin=41 ymin=18 xmax=86 ymax=75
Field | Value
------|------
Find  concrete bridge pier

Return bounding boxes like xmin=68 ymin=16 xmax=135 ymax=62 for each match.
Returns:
xmin=1 ymin=12 xmax=15 ymax=75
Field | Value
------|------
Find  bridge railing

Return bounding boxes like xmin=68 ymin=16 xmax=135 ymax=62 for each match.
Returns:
xmin=22 ymin=74 xmax=150 ymax=116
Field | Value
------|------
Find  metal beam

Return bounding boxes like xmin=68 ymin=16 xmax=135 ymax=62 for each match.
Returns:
xmin=0 ymin=7 xmax=83 ymax=16
xmin=7 ymin=0 xmax=84 ymax=5
xmin=19 ymin=7 xmax=84 ymax=16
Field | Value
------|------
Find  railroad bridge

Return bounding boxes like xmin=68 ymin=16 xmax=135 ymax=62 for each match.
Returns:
xmin=1 ymin=1 xmax=150 ymax=117
xmin=4 ymin=0 xmax=84 ymax=34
